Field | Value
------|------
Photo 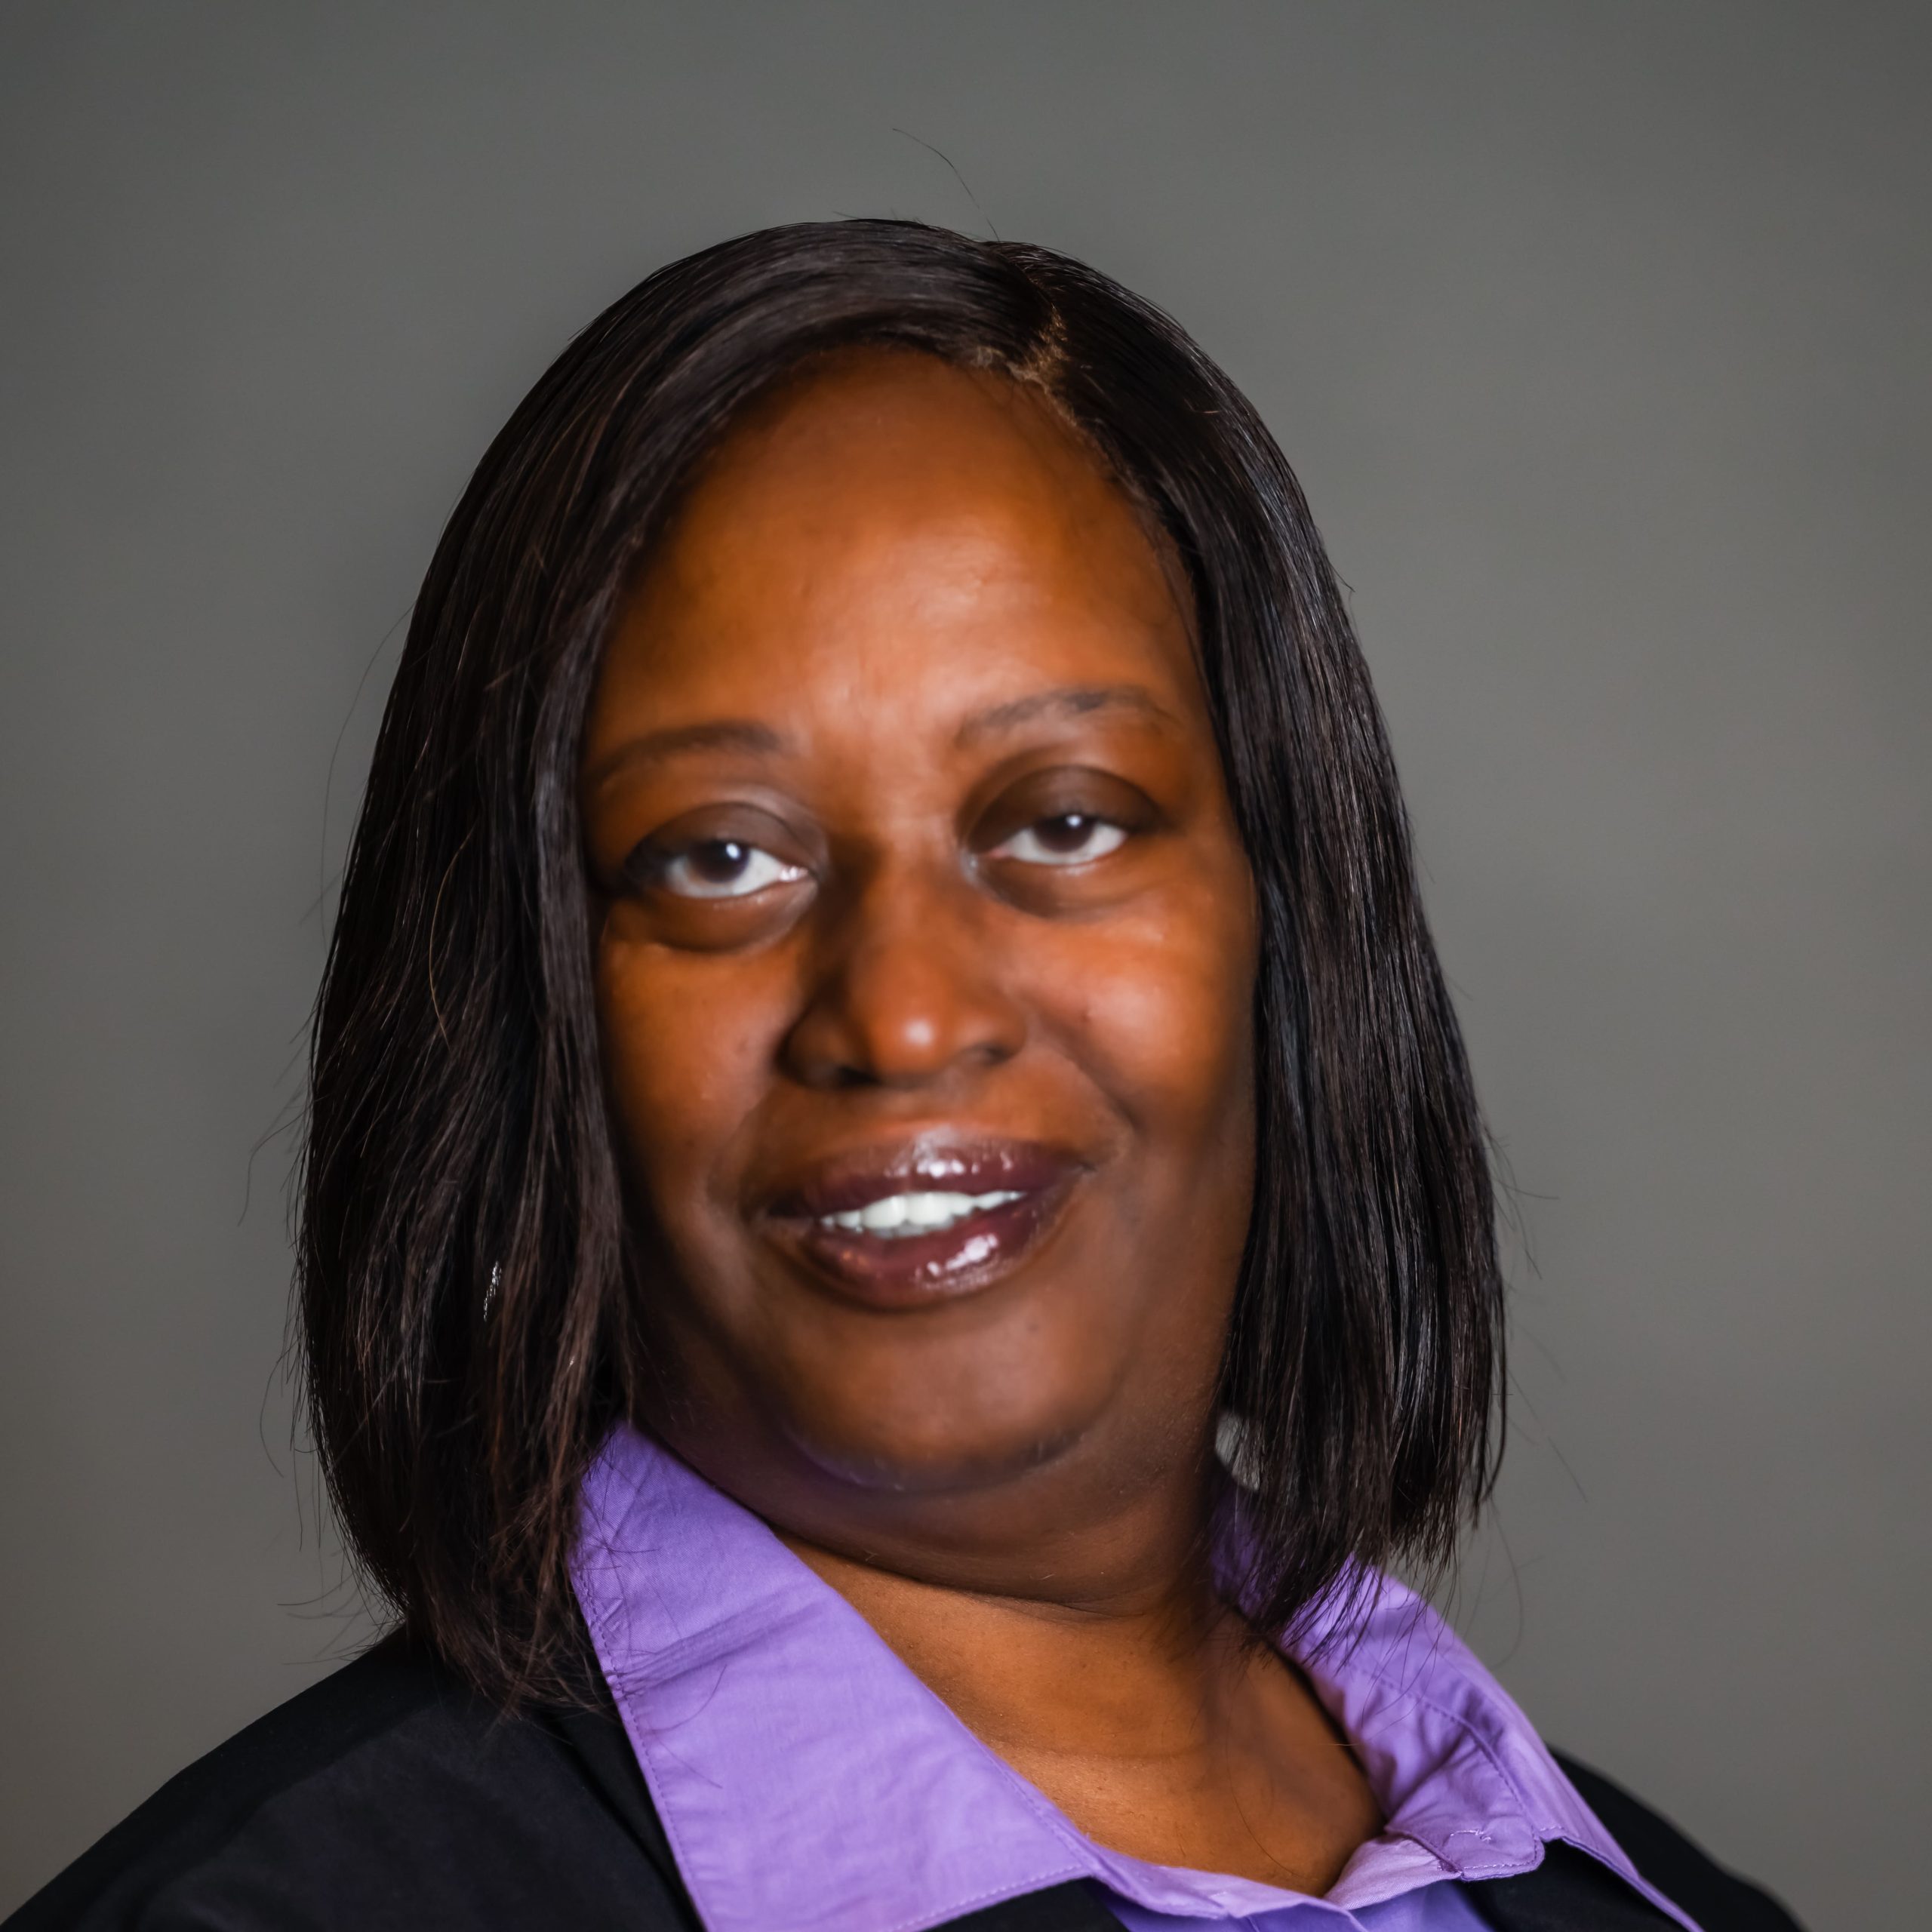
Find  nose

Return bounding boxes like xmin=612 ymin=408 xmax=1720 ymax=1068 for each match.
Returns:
xmin=780 ymin=865 xmax=1026 ymax=1091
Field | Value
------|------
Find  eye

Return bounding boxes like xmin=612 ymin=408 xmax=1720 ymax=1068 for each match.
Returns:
xmin=986 ymin=812 xmax=1130 ymax=868
xmin=650 ymin=838 xmax=809 ymax=900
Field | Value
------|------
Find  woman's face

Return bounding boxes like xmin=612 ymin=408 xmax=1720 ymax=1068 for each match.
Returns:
xmin=582 ymin=350 xmax=1258 ymax=1565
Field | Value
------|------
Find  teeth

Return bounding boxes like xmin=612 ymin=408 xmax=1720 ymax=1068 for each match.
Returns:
xmin=822 ymin=1189 xmax=1023 ymax=1238
xmin=860 ymin=1195 xmax=906 ymax=1232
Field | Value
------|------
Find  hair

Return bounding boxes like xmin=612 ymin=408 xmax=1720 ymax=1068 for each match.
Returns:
xmin=300 ymin=218 xmax=1503 ymax=1705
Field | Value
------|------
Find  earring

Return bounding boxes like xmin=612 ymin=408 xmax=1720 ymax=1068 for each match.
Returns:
xmin=482 ymin=1263 xmax=501 ymax=1324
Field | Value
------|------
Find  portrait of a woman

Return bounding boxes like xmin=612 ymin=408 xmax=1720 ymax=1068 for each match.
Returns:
xmin=11 ymin=222 xmax=1803 ymax=1931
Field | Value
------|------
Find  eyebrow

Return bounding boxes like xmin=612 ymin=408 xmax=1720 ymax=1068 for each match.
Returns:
xmin=583 ymin=719 xmax=789 ymax=792
xmin=952 ymin=683 xmax=1181 ymax=747
xmin=586 ymin=684 xmax=1180 ymax=790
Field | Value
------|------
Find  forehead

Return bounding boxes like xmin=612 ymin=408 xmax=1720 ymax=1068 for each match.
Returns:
xmin=595 ymin=350 xmax=1199 ymax=732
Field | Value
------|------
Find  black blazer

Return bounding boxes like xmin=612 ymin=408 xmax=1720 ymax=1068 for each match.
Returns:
xmin=6 ymin=1637 xmax=1802 ymax=1932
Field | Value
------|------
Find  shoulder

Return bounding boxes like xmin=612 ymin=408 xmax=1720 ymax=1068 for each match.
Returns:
xmin=1301 ymin=1583 xmax=1803 ymax=1930
xmin=1550 ymin=1755 xmax=1804 ymax=1931
xmin=5 ymin=1638 xmax=697 ymax=1932
xmin=1478 ymin=1755 xmax=1805 ymax=1932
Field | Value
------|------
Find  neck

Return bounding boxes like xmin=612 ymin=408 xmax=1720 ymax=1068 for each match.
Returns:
xmin=778 ymin=1463 xmax=1236 ymax=1768
xmin=777 ymin=1460 xmax=1383 ymax=1894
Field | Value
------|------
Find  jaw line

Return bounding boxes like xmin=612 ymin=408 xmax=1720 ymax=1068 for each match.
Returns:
xmin=776 ymin=1410 xmax=1091 ymax=1499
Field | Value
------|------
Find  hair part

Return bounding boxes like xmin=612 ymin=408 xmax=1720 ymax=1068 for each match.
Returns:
xmin=300 ymin=219 xmax=1504 ymax=1705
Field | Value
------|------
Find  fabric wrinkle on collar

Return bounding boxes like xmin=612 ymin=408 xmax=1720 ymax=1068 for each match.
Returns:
xmin=572 ymin=1426 xmax=1697 ymax=1932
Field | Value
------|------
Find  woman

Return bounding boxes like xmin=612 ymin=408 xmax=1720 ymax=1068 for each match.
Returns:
xmin=11 ymin=222 xmax=1800 ymax=1931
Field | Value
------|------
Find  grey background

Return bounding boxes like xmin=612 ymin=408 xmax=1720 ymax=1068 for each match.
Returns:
xmin=2 ymin=3 xmax=1925 ymax=1922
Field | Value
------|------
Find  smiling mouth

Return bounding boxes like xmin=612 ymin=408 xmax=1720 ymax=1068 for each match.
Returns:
xmin=815 ymin=1188 xmax=1025 ymax=1238
xmin=762 ymin=1142 xmax=1081 ymax=1308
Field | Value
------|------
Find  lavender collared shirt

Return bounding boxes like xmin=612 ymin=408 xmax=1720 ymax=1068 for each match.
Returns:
xmin=571 ymin=1426 xmax=1697 ymax=1932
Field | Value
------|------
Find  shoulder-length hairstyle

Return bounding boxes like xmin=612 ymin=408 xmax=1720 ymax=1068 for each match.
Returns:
xmin=301 ymin=219 xmax=1503 ymax=1705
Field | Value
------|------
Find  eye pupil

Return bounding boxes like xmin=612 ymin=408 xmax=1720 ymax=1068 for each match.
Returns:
xmin=691 ymin=839 xmax=749 ymax=882
xmin=1035 ymin=814 xmax=1093 ymax=853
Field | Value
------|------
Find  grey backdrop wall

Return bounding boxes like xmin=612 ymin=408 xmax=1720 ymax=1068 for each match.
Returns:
xmin=3 ymin=4 xmax=1925 ymax=1922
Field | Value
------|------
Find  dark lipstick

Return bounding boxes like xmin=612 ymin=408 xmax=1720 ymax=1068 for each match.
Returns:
xmin=759 ymin=1139 xmax=1083 ymax=1309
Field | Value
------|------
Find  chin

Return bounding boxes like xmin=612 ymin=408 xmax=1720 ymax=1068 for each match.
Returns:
xmin=773 ymin=1393 xmax=1097 ymax=1500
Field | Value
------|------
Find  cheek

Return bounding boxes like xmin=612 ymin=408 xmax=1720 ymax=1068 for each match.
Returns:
xmin=594 ymin=928 xmax=783 ymax=1229
xmin=1035 ymin=889 xmax=1257 ymax=1174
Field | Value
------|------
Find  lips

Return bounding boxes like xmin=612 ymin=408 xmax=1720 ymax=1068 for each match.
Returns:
xmin=760 ymin=1139 xmax=1083 ymax=1309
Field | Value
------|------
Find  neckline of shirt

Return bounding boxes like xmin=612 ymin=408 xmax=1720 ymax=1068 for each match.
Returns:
xmin=571 ymin=1424 xmax=1690 ymax=1932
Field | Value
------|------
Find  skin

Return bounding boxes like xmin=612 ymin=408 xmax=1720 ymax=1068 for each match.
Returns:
xmin=580 ymin=349 xmax=1380 ymax=1892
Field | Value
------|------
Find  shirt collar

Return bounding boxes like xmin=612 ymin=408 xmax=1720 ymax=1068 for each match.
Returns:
xmin=573 ymin=1425 xmax=1696 ymax=1931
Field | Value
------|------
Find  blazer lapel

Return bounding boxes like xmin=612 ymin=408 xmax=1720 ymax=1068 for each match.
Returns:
xmin=1464 ymin=1843 xmax=1682 ymax=1930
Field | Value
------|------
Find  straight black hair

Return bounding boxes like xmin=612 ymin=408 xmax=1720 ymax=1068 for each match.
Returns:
xmin=300 ymin=219 xmax=1503 ymax=1705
